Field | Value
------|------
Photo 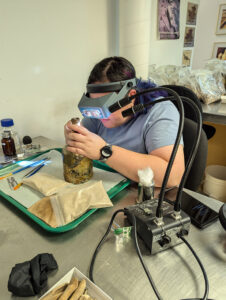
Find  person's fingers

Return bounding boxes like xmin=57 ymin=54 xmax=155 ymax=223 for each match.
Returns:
xmin=68 ymin=131 xmax=86 ymax=142
xmin=67 ymin=124 xmax=89 ymax=135
xmin=66 ymin=139 xmax=76 ymax=147
xmin=64 ymin=121 xmax=72 ymax=132
xmin=66 ymin=139 xmax=87 ymax=151
xmin=76 ymin=125 xmax=89 ymax=135
xmin=66 ymin=146 xmax=86 ymax=157
xmin=75 ymin=147 xmax=86 ymax=156
xmin=70 ymin=141 xmax=85 ymax=150
xmin=66 ymin=146 xmax=77 ymax=154
xmin=64 ymin=124 xmax=69 ymax=131
xmin=64 ymin=122 xmax=73 ymax=142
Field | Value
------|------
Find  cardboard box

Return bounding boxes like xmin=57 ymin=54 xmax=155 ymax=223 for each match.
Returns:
xmin=39 ymin=267 xmax=112 ymax=300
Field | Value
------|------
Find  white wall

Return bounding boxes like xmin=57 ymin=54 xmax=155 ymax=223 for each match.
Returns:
xmin=193 ymin=0 xmax=226 ymax=69
xmin=119 ymin=0 xmax=151 ymax=78
xmin=0 ymin=0 xmax=114 ymax=144
xmin=149 ymin=0 xmax=200 ymax=68
xmin=118 ymin=0 xmax=201 ymax=77
xmin=0 ymin=0 xmax=223 ymax=146
xmin=149 ymin=0 xmax=224 ymax=70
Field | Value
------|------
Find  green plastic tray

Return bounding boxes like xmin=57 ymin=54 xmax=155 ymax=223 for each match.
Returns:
xmin=0 ymin=148 xmax=131 ymax=233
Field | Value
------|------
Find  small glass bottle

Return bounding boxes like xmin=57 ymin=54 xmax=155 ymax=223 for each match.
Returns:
xmin=1 ymin=130 xmax=16 ymax=156
xmin=63 ymin=117 xmax=93 ymax=184
xmin=0 ymin=118 xmax=22 ymax=156
xmin=137 ymin=168 xmax=155 ymax=203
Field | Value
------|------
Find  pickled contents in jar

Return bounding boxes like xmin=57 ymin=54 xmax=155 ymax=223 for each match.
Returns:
xmin=63 ymin=148 xmax=93 ymax=184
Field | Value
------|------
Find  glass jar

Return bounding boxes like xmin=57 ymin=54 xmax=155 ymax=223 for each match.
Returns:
xmin=62 ymin=117 xmax=93 ymax=184
xmin=63 ymin=148 xmax=93 ymax=184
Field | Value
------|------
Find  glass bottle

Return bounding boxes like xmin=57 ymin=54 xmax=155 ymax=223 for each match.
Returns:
xmin=0 ymin=118 xmax=22 ymax=156
xmin=1 ymin=130 xmax=16 ymax=156
xmin=63 ymin=117 xmax=93 ymax=184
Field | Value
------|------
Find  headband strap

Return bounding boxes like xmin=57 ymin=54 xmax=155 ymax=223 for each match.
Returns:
xmin=86 ymin=78 xmax=136 ymax=93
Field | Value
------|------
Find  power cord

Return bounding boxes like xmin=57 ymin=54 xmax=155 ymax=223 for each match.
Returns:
xmin=89 ymin=208 xmax=162 ymax=300
xmin=177 ymin=234 xmax=209 ymax=300
xmin=89 ymin=210 xmax=211 ymax=300
xmin=128 ymin=211 xmax=162 ymax=300
xmin=89 ymin=209 xmax=124 ymax=282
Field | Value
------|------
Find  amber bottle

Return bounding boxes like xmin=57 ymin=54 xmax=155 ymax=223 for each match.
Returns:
xmin=1 ymin=131 xmax=16 ymax=156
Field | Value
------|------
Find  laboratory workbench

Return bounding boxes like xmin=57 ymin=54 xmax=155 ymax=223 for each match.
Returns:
xmin=202 ymin=101 xmax=226 ymax=125
xmin=0 ymin=137 xmax=225 ymax=300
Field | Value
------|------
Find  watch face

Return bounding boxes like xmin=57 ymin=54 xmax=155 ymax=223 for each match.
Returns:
xmin=101 ymin=146 xmax=112 ymax=158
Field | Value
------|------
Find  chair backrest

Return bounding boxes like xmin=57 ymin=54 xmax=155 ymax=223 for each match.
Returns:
xmin=183 ymin=118 xmax=208 ymax=191
xmin=161 ymin=85 xmax=208 ymax=191
xmin=162 ymin=84 xmax=203 ymax=122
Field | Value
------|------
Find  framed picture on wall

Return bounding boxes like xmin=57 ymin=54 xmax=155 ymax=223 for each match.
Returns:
xmin=182 ymin=50 xmax=192 ymax=66
xmin=158 ymin=0 xmax=180 ymax=39
xmin=216 ymin=4 xmax=226 ymax=35
xmin=186 ymin=2 xmax=198 ymax=25
xmin=212 ymin=42 xmax=226 ymax=60
xmin=184 ymin=26 xmax=196 ymax=47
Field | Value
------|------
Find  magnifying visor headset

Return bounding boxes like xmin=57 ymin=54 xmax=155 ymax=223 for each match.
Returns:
xmin=78 ymin=78 xmax=136 ymax=119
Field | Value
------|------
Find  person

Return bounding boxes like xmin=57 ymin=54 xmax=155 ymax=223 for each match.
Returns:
xmin=64 ymin=56 xmax=185 ymax=187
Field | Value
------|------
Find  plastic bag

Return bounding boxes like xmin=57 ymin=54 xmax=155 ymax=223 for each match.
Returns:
xmin=192 ymin=69 xmax=222 ymax=104
xmin=27 ymin=174 xmax=113 ymax=227
xmin=23 ymin=172 xmax=69 ymax=196
xmin=50 ymin=181 xmax=113 ymax=227
xmin=204 ymin=59 xmax=226 ymax=90
xmin=204 ymin=59 xmax=226 ymax=75
xmin=148 ymin=64 xmax=182 ymax=85
xmin=148 ymin=64 xmax=169 ymax=85
xmin=149 ymin=62 xmax=225 ymax=104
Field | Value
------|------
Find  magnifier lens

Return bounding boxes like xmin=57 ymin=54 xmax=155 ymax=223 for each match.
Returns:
xmin=80 ymin=107 xmax=106 ymax=119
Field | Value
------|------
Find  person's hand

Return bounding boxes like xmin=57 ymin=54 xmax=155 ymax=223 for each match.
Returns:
xmin=64 ymin=120 xmax=73 ymax=143
xmin=64 ymin=121 xmax=106 ymax=160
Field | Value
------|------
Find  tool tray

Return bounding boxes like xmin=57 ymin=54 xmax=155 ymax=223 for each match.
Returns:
xmin=0 ymin=148 xmax=130 ymax=233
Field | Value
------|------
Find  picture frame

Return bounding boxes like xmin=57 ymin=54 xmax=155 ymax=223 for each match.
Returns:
xmin=186 ymin=2 xmax=198 ymax=25
xmin=182 ymin=49 xmax=192 ymax=66
xmin=212 ymin=42 xmax=226 ymax=60
xmin=184 ymin=26 xmax=196 ymax=47
xmin=158 ymin=0 xmax=180 ymax=40
xmin=216 ymin=4 xmax=226 ymax=35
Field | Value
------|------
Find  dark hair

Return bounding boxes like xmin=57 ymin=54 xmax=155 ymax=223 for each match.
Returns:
xmin=88 ymin=56 xmax=136 ymax=84
xmin=88 ymin=56 xmax=168 ymax=114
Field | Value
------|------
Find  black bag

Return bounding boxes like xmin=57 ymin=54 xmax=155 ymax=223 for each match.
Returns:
xmin=8 ymin=253 xmax=58 ymax=296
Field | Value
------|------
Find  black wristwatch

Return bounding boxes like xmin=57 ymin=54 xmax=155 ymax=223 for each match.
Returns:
xmin=99 ymin=144 xmax=113 ymax=162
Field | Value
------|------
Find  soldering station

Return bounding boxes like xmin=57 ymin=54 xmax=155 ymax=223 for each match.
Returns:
xmin=76 ymin=79 xmax=225 ymax=300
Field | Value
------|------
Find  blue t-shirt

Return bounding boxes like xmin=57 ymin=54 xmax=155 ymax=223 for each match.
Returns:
xmin=81 ymin=101 xmax=183 ymax=154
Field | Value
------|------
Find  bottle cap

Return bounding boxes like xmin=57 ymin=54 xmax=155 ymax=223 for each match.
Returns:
xmin=23 ymin=135 xmax=32 ymax=145
xmin=71 ymin=117 xmax=80 ymax=125
xmin=1 ymin=118 xmax=14 ymax=127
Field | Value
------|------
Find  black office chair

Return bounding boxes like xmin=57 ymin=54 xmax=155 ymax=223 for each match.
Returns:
xmin=162 ymin=84 xmax=216 ymax=139
xmin=162 ymin=84 xmax=203 ymax=122
xmin=183 ymin=118 xmax=208 ymax=191
xmin=161 ymin=85 xmax=208 ymax=191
